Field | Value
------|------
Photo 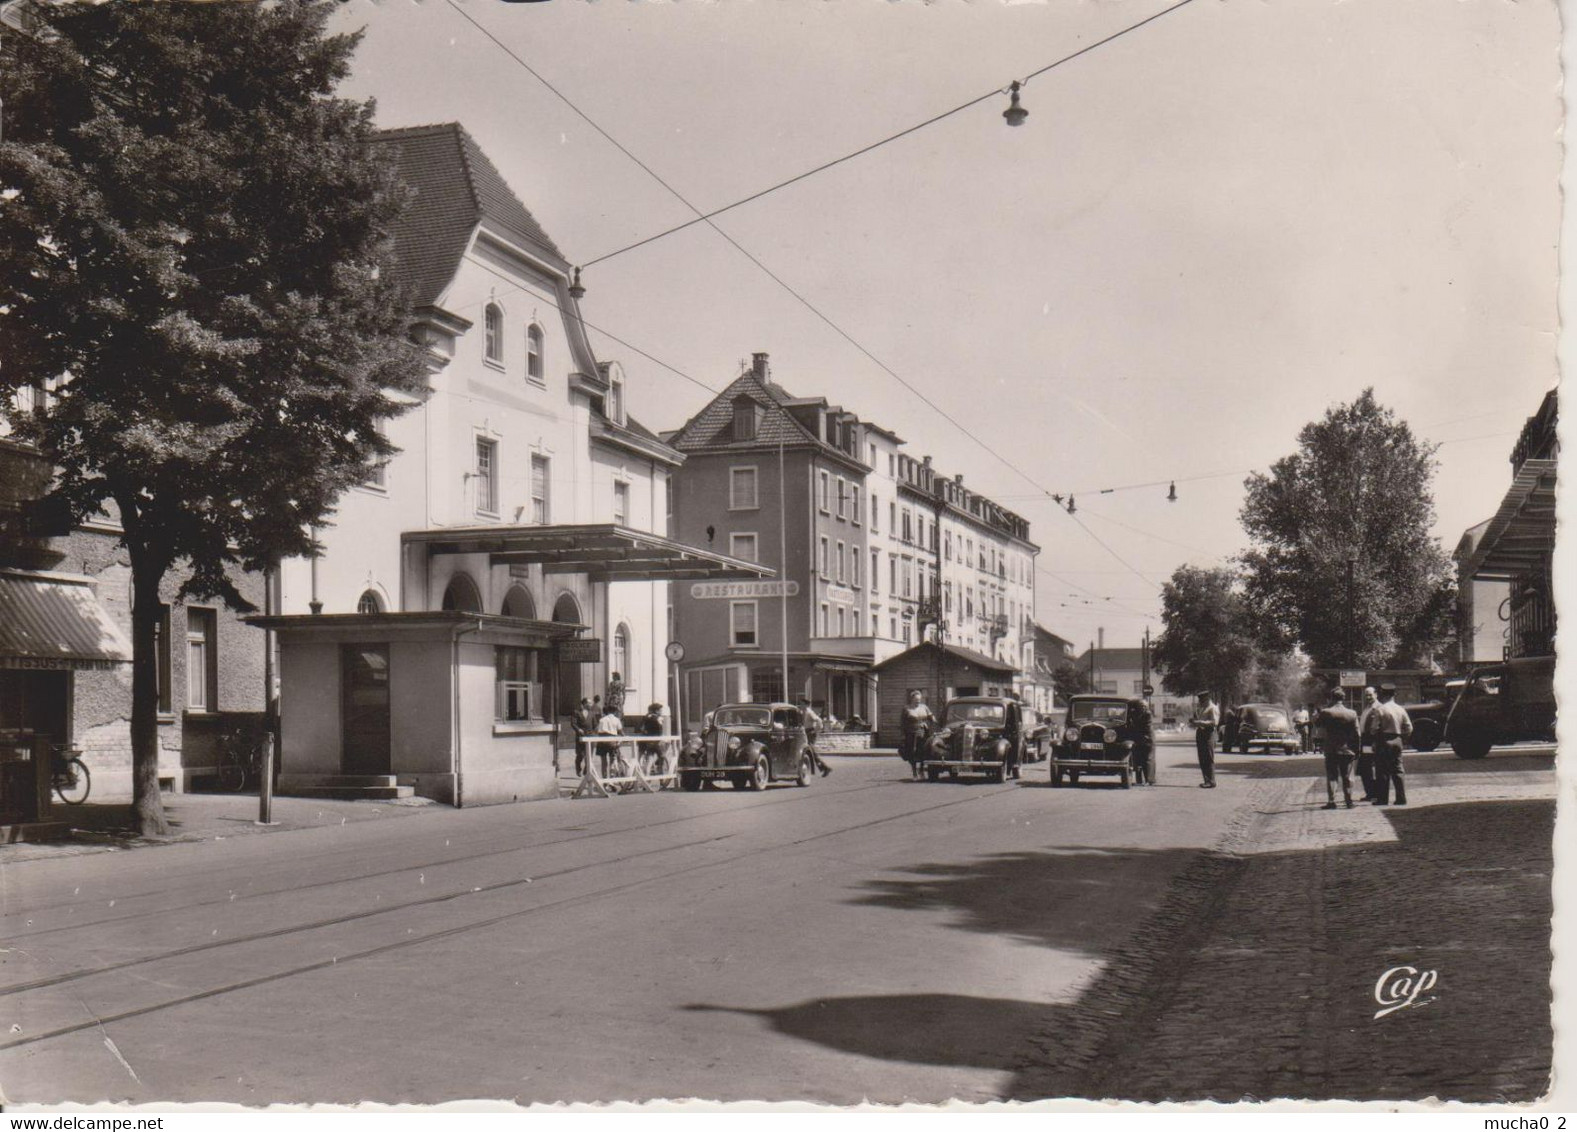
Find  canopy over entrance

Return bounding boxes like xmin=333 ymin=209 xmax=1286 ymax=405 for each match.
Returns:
xmin=401 ymin=524 xmax=773 ymax=582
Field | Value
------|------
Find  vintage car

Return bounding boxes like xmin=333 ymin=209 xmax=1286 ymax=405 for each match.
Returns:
xmin=1401 ymin=678 xmax=1462 ymax=752
xmin=1019 ymin=706 xmax=1052 ymax=763
xmin=1049 ymin=694 xmax=1154 ymax=788
xmin=679 ymin=703 xmax=816 ymax=791
xmin=1233 ymin=703 xmax=1300 ymax=754
xmin=1443 ymin=656 xmax=1556 ymax=760
xmin=923 ymin=697 xmax=1025 ymax=783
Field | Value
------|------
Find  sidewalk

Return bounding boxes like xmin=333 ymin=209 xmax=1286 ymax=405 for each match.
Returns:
xmin=1019 ymin=746 xmax=1556 ymax=1103
xmin=0 ymin=790 xmax=438 ymax=864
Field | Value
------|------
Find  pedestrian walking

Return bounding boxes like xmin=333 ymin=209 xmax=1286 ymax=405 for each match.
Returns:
xmin=1364 ymin=683 xmax=1412 ymax=805
xmin=639 ymin=702 xmax=668 ymax=773
xmin=899 ymin=689 xmax=935 ymax=780
xmin=1190 ymin=692 xmax=1220 ymax=788
xmin=1356 ymin=686 xmax=1380 ymax=802
xmin=1222 ymin=705 xmax=1241 ymax=754
xmin=1315 ymin=688 xmax=1360 ymax=809
xmin=798 ymin=696 xmax=832 ymax=776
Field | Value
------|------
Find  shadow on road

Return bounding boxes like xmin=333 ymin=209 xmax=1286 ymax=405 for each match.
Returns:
xmin=688 ymin=795 xmax=1554 ymax=1103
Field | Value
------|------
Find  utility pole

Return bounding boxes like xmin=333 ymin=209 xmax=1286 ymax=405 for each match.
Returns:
xmin=779 ymin=439 xmax=790 ymax=703
xmin=1142 ymin=626 xmax=1150 ymax=691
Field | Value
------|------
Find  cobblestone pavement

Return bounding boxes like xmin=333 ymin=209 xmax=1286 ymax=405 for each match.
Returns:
xmin=1017 ymin=747 xmax=1556 ymax=1104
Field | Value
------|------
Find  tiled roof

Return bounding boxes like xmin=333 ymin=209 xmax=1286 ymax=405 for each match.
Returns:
xmin=372 ymin=123 xmax=565 ymax=308
xmin=873 ymin=640 xmax=1016 ymax=675
xmin=666 ymin=369 xmax=826 ymax=454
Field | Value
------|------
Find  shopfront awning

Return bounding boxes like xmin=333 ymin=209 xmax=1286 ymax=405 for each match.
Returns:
xmin=0 ymin=569 xmax=133 ymax=670
xmin=1458 ymin=458 xmax=1557 ymax=582
xmin=402 ymin=524 xmax=774 ymax=582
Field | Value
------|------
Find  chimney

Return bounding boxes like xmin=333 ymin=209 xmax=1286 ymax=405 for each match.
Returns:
xmin=752 ymin=352 xmax=769 ymax=381
xmin=923 ymin=455 xmax=932 ymax=467
xmin=954 ymin=473 xmax=963 ymax=485
xmin=1098 ymin=627 xmax=1105 ymax=651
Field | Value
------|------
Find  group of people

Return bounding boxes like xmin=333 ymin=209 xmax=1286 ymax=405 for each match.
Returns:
xmin=1189 ymin=684 xmax=1413 ymax=806
xmin=569 ymin=671 xmax=675 ymax=778
xmin=1313 ymin=683 xmax=1412 ymax=808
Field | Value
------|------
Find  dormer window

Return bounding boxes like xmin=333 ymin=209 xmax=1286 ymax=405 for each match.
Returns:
xmin=608 ymin=373 xmax=624 ymax=425
xmin=732 ymin=395 xmax=761 ymax=441
xmin=484 ymin=303 xmax=503 ymax=365
xmin=526 ymin=323 xmax=544 ymax=382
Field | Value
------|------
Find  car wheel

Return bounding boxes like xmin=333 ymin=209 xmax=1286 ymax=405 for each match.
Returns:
xmin=680 ymin=772 xmax=701 ymax=792
xmin=748 ymin=757 xmax=770 ymax=790
xmin=1451 ymin=734 xmax=1493 ymax=760
xmin=796 ymin=756 xmax=813 ymax=787
xmin=1412 ymin=721 xmax=1442 ymax=752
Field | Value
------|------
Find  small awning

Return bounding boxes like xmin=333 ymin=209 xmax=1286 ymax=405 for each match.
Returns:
xmin=402 ymin=523 xmax=774 ymax=582
xmin=1458 ymin=458 xmax=1557 ymax=582
xmin=0 ymin=569 xmax=133 ymax=671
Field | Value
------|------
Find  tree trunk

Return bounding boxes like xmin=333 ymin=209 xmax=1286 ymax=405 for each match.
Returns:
xmin=128 ymin=542 xmax=170 ymax=837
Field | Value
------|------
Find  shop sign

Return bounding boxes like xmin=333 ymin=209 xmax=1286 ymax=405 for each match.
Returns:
xmin=0 ymin=656 xmax=124 ymax=671
xmin=824 ymin=585 xmax=856 ymax=603
xmin=558 ymin=638 xmax=603 ymax=664
xmin=1339 ymin=669 xmax=1366 ymax=686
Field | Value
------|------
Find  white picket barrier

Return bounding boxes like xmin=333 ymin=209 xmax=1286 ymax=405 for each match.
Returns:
xmin=573 ymin=734 xmax=682 ymax=799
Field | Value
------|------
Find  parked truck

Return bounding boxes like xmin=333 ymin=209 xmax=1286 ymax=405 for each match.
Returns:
xmin=1441 ymin=655 xmax=1557 ymax=760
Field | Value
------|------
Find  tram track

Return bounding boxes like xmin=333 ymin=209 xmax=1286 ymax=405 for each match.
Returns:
xmin=3 ymin=777 xmax=899 ymax=939
xmin=0 ymin=778 xmax=1021 ymax=1051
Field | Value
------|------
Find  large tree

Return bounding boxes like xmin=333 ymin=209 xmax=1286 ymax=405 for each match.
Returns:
xmin=0 ymin=1 xmax=427 ymax=833
xmin=1152 ymin=565 xmax=1262 ymax=703
xmin=1239 ymin=390 xmax=1455 ymax=670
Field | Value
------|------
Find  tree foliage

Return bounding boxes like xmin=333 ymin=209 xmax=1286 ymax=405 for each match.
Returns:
xmin=1151 ymin=565 xmax=1261 ymax=702
xmin=1050 ymin=659 xmax=1092 ymax=706
xmin=0 ymin=0 xmax=428 ymax=832
xmin=1238 ymin=389 xmax=1455 ymax=670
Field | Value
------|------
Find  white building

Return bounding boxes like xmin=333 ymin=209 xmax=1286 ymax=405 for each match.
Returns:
xmin=265 ymin=124 xmax=762 ymax=804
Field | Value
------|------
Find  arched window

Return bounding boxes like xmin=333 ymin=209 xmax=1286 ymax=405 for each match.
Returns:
xmin=484 ymin=304 xmax=503 ymax=365
xmin=501 ymin=585 xmax=536 ymax=620
xmin=613 ymin=624 xmax=630 ymax=680
xmin=526 ymin=324 xmax=544 ymax=382
xmin=356 ymin=589 xmax=384 ymax=615
xmin=441 ymin=573 xmax=483 ymax=613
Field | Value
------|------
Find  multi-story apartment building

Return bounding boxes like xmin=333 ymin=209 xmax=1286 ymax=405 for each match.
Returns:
xmin=666 ymin=353 xmax=1040 ymax=726
xmin=260 ymin=124 xmax=761 ymax=804
xmin=666 ymin=353 xmax=886 ymax=725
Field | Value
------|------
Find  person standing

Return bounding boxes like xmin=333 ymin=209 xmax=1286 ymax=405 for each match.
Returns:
xmin=1222 ymin=705 xmax=1241 ymax=754
xmin=571 ymin=697 xmax=595 ymax=777
xmin=605 ymin=672 xmax=626 ymax=717
xmin=1315 ymin=688 xmax=1361 ymax=809
xmin=1191 ymin=692 xmax=1220 ymax=788
xmin=1365 ymin=683 xmax=1412 ymax=805
xmin=1293 ymin=704 xmax=1311 ymax=753
xmin=595 ymin=701 xmax=625 ymax=779
xmin=798 ymin=695 xmax=832 ymax=777
xmin=1356 ymin=686 xmax=1380 ymax=802
xmin=899 ymin=689 xmax=935 ymax=780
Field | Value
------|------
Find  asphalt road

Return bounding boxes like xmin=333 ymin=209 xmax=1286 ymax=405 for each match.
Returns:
xmin=2 ymin=736 xmax=1247 ymax=1106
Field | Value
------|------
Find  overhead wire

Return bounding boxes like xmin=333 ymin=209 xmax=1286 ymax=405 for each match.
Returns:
xmin=443 ymin=0 xmax=1202 ymax=599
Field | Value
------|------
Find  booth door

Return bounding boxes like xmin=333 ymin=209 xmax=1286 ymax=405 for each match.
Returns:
xmin=340 ymin=645 xmax=391 ymax=776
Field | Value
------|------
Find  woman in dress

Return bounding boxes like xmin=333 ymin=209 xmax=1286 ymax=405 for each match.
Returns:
xmin=900 ymin=690 xmax=935 ymax=780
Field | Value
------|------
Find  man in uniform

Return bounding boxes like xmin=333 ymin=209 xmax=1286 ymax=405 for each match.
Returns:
xmin=1315 ymin=688 xmax=1361 ymax=809
xmin=1190 ymin=692 xmax=1220 ymax=788
xmin=1355 ymin=685 xmax=1381 ymax=802
xmin=1364 ymin=683 xmax=1412 ymax=805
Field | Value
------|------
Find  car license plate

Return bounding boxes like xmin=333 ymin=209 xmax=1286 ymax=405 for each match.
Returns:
xmin=1079 ymin=742 xmax=1103 ymax=750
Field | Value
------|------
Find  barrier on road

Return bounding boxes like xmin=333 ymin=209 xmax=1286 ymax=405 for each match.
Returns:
xmin=572 ymin=734 xmax=682 ymax=799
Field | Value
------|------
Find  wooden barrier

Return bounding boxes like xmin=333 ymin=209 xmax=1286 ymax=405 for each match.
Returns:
xmin=573 ymin=734 xmax=682 ymax=799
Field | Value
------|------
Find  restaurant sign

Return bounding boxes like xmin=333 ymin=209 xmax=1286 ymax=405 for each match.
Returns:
xmin=690 ymin=581 xmax=799 ymax=600
xmin=0 ymin=656 xmax=125 ymax=671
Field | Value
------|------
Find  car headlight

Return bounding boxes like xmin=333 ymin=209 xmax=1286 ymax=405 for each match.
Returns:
xmin=1063 ymin=727 xmax=1080 ymax=743
xmin=1103 ymin=729 xmax=1118 ymax=744
xmin=727 ymin=736 xmax=741 ymax=752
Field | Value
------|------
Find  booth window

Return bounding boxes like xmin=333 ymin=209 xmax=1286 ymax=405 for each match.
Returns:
xmin=186 ymin=608 xmax=217 ymax=712
xmin=496 ymin=647 xmax=536 ymax=722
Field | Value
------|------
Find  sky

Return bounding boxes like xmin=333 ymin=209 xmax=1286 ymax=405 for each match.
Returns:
xmin=330 ymin=0 xmax=1563 ymax=651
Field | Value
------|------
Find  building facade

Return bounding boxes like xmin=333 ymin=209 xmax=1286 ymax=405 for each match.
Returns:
xmin=666 ymin=353 xmax=1040 ymax=728
xmin=1455 ymin=389 xmax=1556 ymax=664
xmin=263 ymin=124 xmax=760 ymax=804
